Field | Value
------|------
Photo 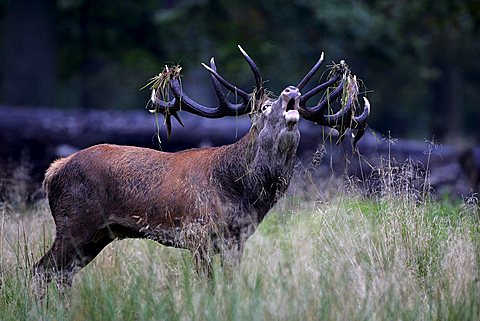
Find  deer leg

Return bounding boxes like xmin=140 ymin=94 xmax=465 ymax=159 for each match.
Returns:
xmin=32 ymin=230 xmax=112 ymax=298
xmin=219 ymin=239 xmax=245 ymax=279
xmin=221 ymin=241 xmax=245 ymax=268
xmin=33 ymin=183 xmax=113 ymax=296
xmin=192 ymin=246 xmax=213 ymax=278
xmin=32 ymin=236 xmax=77 ymax=298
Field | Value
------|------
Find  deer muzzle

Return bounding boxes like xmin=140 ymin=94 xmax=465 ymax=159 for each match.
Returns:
xmin=282 ymin=86 xmax=301 ymax=129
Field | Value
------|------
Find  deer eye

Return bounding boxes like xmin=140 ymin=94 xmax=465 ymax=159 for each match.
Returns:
xmin=261 ymin=102 xmax=272 ymax=113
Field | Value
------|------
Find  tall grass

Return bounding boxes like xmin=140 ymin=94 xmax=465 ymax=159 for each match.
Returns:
xmin=1 ymin=174 xmax=479 ymax=320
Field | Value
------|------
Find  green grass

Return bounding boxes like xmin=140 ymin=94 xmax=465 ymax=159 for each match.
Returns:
xmin=1 ymin=191 xmax=479 ymax=320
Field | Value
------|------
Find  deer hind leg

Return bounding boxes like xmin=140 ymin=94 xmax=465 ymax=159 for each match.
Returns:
xmin=32 ymin=229 xmax=112 ymax=298
xmin=32 ymin=181 xmax=112 ymax=298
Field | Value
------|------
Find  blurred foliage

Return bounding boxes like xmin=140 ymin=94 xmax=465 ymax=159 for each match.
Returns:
xmin=1 ymin=0 xmax=479 ymax=141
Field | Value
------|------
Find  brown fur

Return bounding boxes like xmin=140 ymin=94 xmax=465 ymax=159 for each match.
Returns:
xmin=43 ymin=156 xmax=72 ymax=195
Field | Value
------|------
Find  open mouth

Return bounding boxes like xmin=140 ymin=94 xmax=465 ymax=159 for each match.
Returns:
xmin=284 ymin=99 xmax=299 ymax=130
xmin=286 ymin=98 xmax=296 ymax=112
xmin=281 ymin=87 xmax=300 ymax=130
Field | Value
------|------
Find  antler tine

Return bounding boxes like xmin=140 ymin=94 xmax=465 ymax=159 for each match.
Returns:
xmin=300 ymin=73 xmax=342 ymax=105
xmin=207 ymin=57 xmax=249 ymax=114
xmin=298 ymin=59 xmax=346 ymax=115
xmin=237 ymin=45 xmax=263 ymax=99
xmin=201 ymin=63 xmax=251 ymax=102
xmin=355 ymin=97 xmax=370 ymax=123
xmin=350 ymin=97 xmax=370 ymax=148
xmin=298 ymin=75 xmax=346 ymax=122
xmin=297 ymin=52 xmax=324 ymax=90
xmin=208 ymin=57 xmax=224 ymax=98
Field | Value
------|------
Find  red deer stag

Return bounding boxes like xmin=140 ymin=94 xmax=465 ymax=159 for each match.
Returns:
xmin=32 ymin=46 xmax=370 ymax=290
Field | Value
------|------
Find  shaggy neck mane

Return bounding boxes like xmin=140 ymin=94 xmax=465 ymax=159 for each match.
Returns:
xmin=212 ymin=123 xmax=295 ymax=220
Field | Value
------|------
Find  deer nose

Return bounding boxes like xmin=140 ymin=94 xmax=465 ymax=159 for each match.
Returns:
xmin=281 ymin=86 xmax=301 ymax=100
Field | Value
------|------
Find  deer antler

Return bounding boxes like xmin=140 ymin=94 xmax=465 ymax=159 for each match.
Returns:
xmin=148 ymin=46 xmax=262 ymax=138
xmin=297 ymin=58 xmax=370 ymax=148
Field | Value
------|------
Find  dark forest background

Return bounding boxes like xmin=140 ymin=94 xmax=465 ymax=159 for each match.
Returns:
xmin=1 ymin=0 xmax=479 ymax=143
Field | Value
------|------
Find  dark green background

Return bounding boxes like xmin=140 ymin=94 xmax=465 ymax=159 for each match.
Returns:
xmin=1 ymin=0 xmax=479 ymax=142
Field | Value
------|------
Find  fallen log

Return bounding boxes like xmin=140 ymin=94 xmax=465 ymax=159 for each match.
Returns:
xmin=0 ymin=105 xmax=478 ymax=200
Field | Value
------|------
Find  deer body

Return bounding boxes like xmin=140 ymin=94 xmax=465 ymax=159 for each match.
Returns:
xmin=47 ymin=128 xmax=298 ymax=250
xmin=33 ymin=46 xmax=369 ymax=291
xmin=34 ymin=88 xmax=301 ymax=286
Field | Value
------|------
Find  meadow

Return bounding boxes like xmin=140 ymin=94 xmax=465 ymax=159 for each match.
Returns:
xmin=1 ymin=167 xmax=479 ymax=321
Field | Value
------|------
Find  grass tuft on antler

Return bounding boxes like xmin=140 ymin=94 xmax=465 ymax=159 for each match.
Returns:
xmin=142 ymin=65 xmax=183 ymax=147
xmin=142 ymin=65 xmax=182 ymax=92
xmin=323 ymin=60 xmax=366 ymax=143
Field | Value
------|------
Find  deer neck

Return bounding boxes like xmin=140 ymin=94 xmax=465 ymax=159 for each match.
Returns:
xmin=213 ymin=126 xmax=299 ymax=220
